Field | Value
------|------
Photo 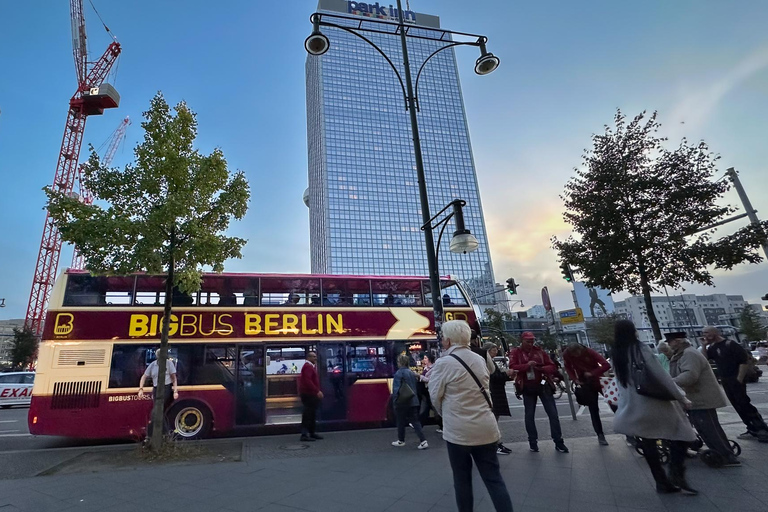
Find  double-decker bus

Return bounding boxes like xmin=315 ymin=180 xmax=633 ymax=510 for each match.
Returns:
xmin=29 ymin=270 xmax=478 ymax=440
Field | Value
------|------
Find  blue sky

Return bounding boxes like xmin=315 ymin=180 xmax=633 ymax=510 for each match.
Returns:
xmin=1 ymin=0 xmax=767 ymax=320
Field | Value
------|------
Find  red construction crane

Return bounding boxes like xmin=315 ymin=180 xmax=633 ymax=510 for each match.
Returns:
xmin=71 ymin=116 xmax=130 ymax=269
xmin=25 ymin=0 xmax=122 ymax=336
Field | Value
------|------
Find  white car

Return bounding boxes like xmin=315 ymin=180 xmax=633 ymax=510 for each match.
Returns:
xmin=0 ymin=372 xmax=35 ymax=408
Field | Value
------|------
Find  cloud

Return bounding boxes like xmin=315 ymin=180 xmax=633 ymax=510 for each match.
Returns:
xmin=669 ymin=45 xmax=768 ymax=136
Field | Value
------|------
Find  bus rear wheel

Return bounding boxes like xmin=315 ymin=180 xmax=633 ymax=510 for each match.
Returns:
xmin=168 ymin=402 xmax=212 ymax=440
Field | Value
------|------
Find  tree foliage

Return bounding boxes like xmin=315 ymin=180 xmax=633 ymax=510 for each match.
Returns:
xmin=45 ymin=93 xmax=250 ymax=449
xmin=11 ymin=327 xmax=38 ymax=369
xmin=739 ymin=307 xmax=767 ymax=342
xmin=553 ymin=110 xmax=768 ymax=341
xmin=481 ymin=309 xmax=519 ymax=352
xmin=586 ymin=313 xmax=620 ymax=347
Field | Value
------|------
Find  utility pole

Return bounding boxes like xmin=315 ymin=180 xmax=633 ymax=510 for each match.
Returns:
xmin=727 ymin=167 xmax=768 ymax=260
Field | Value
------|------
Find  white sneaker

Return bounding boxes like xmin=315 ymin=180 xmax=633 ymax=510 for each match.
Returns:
xmin=418 ymin=440 xmax=429 ymax=450
xmin=392 ymin=440 xmax=406 ymax=447
xmin=436 ymin=428 xmax=443 ymax=434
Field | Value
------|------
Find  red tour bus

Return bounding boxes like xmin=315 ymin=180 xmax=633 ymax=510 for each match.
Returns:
xmin=29 ymin=270 xmax=479 ymax=440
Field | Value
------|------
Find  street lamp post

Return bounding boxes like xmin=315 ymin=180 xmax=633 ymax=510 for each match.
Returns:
xmin=305 ymin=3 xmax=499 ymax=335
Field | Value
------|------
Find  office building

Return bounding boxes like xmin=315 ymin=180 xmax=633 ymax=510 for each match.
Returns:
xmin=304 ymin=0 xmax=497 ymax=304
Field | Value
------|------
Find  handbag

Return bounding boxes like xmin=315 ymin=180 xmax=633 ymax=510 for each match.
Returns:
xmin=630 ymin=345 xmax=675 ymax=401
xmin=395 ymin=380 xmax=415 ymax=406
xmin=573 ymin=384 xmax=590 ymax=406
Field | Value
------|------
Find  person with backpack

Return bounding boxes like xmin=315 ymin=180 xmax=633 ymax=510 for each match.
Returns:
xmin=391 ymin=354 xmax=428 ymax=449
xmin=702 ymin=326 xmax=768 ymax=442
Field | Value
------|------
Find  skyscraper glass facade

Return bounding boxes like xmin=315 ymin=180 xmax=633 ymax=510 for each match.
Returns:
xmin=305 ymin=0 xmax=497 ymax=304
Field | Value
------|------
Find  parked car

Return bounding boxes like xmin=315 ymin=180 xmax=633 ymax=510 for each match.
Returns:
xmin=0 ymin=372 xmax=35 ymax=408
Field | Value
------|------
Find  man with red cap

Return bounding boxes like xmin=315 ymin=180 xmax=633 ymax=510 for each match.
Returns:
xmin=509 ymin=331 xmax=568 ymax=453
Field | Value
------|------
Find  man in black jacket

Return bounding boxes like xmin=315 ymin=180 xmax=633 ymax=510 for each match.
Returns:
xmin=702 ymin=326 xmax=768 ymax=442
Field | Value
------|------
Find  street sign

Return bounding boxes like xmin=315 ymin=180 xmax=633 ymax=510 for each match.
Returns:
xmin=541 ymin=287 xmax=551 ymax=312
xmin=548 ymin=324 xmax=558 ymax=335
xmin=559 ymin=308 xmax=585 ymax=325
xmin=562 ymin=322 xmax=586 ymax=332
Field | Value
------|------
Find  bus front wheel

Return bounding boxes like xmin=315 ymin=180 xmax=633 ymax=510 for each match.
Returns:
xmin=168 ymin=402 xmax=212 ymax=440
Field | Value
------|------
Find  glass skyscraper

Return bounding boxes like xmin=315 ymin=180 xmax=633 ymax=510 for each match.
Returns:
xmin=305 ymin=0 xmax=497 ymax=305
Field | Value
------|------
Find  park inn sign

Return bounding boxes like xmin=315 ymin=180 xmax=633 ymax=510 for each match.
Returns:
xmin=347 ymin=1 xmax=416 ymax=22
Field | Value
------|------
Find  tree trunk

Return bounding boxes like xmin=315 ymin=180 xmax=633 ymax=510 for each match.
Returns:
xmin=149 ymin=228 xmax=175 ymax=451
xmin=637 ymin=260 xmax=662 ymax=342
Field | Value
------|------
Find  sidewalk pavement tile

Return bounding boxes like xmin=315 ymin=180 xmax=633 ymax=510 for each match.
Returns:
xmin=385 ymin=498 xmax=437 ymax=512
xmin=709 ymin=493 xmax=768 ymax=512
xmin=568 ymin=502 xmax=618 ymax=512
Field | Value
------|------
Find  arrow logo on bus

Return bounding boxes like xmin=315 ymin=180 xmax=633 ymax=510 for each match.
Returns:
xmin=386 ymin=308 xmax=430 ymax=339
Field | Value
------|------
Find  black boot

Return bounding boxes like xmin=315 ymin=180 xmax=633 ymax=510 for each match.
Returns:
xmin=669 ymin=467 xmax=698 ymax=496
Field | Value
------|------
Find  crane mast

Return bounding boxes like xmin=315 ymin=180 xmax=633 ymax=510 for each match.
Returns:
xmin=25 ymin=0 xmax=122 ymax=336
xmin=71 ymin=116 xmax=130 ymax=269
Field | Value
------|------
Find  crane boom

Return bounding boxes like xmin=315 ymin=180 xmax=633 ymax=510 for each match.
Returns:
xmin=25 ymin=1 xmax=122 ymax=336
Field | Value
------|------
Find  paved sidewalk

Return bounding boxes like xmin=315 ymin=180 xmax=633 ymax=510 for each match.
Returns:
xmin=1 ymin=421 xmax=768 ymax=512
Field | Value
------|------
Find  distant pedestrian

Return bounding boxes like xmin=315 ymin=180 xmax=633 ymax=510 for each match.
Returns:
xmin=509 ymin=331 xmax=569 ymax=453
xmin=138 ymin=348 xmax=179 ymax=438
xmin=483 ymin=342 xmax=513 ymax=455
xmin=656 ymin=342 xmax=672 ymax=373
xmin=563 ymin=342 xmax=611 ymax=445
xmin=429 ymin=320 xmax=513 ymax=512
xmin=418 ymin=353 xmax=443 ymax=433
xmin=667 ymin=332 xmax=740 ymax=466
xmin=702 ymin=326 xmax=768 ymax=442
xmin=392 ymin=354 xmax=428 ymax=449
xmin=612 ymin=320 xmax=698 ymax=495
xmin=298 ymin=351 xmax=324 ymax=442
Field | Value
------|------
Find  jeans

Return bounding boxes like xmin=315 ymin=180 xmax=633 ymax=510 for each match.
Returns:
xmin=688 ymin=408 xmax=738 ymax=463
xmin=300 ymin=394 xmax=319 ymax=436
xmin=147 ymin=384 xmax=174 ymax=438
xmin=522 ymin=385 xmax=563 ymax=443
xmin=581 ymin=384 xmax=604 ymax=436
xmin=419 ymin=392 xmax=443 ymax=429
xmin=395 ymin=406 xmax=425 ymax=442
xmin=446 ymin=441 xmax=513 ymax=512
xmin=721 ymin=378 xmax=768 ymax=433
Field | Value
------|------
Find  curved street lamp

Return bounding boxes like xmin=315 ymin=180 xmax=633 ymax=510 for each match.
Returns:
xmin=306 ymin=1 xmax=499 ymax=334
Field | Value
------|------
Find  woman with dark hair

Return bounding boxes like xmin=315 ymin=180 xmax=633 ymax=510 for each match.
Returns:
xmin=612 ymin=319 xmax=698 ymax=495
xmin=418 ymin=353 xmax=443 ymax=433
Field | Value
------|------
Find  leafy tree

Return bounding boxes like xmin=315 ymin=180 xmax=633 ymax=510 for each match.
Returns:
xmin=538 ymin=330 xmax=559 ymax=352
xmin=553 ymin=111 xmax=768 ymax=341
xmin=481 ymin=309 xmax=519 ymax=352
xmin=45 ymin=93 xmax=250 ymax=450
xmin=587 ymin=313 xmax=620 ymax=347
xmin=739 ymin=307 xmax=767 ymax=342
xmin=11 ymin=327 xmax=38 ymax=369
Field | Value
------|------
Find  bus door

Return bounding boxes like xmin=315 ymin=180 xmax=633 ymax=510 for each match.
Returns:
xmin=235 ymin=345 xmax=265 ymax=426
xmin=317 ymin=342 xmax=347 ymax=421
xmin=264 ymin=345 xmax=312 ymax=425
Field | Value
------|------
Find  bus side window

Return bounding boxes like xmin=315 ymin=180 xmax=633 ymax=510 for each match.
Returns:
xmin=346 ymin=343 xmax=390 ymax=379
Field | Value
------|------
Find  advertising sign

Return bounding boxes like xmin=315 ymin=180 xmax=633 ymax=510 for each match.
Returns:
xmin=573 ymin=282 xmax=614 ymax=318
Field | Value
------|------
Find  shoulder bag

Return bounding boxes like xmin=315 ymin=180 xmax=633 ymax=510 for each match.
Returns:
xmin=395 ymin=372 xmax=416 ymax=406
xmin=630 ymin=345 xmax=676 ymax=401
xmin=450 ymin=354 xmax=493 ymax=410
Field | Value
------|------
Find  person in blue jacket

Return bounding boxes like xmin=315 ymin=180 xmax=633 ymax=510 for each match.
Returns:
xmin=391 ymin=354 xmax=428 ymax=449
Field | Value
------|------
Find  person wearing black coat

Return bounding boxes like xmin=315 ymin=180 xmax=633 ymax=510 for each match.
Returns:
xmin=484 ymin=342 xmax=512 ymax=455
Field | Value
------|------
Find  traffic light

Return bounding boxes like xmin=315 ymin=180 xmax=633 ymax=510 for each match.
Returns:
xmin=506 ymin=278 xmax=518 ymax=295
xmin=559 ymin=261 xmax=574 ymax=282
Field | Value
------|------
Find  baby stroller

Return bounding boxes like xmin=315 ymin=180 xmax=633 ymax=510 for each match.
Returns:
xmin=634 ymin=431 xmax=740 ymax=468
